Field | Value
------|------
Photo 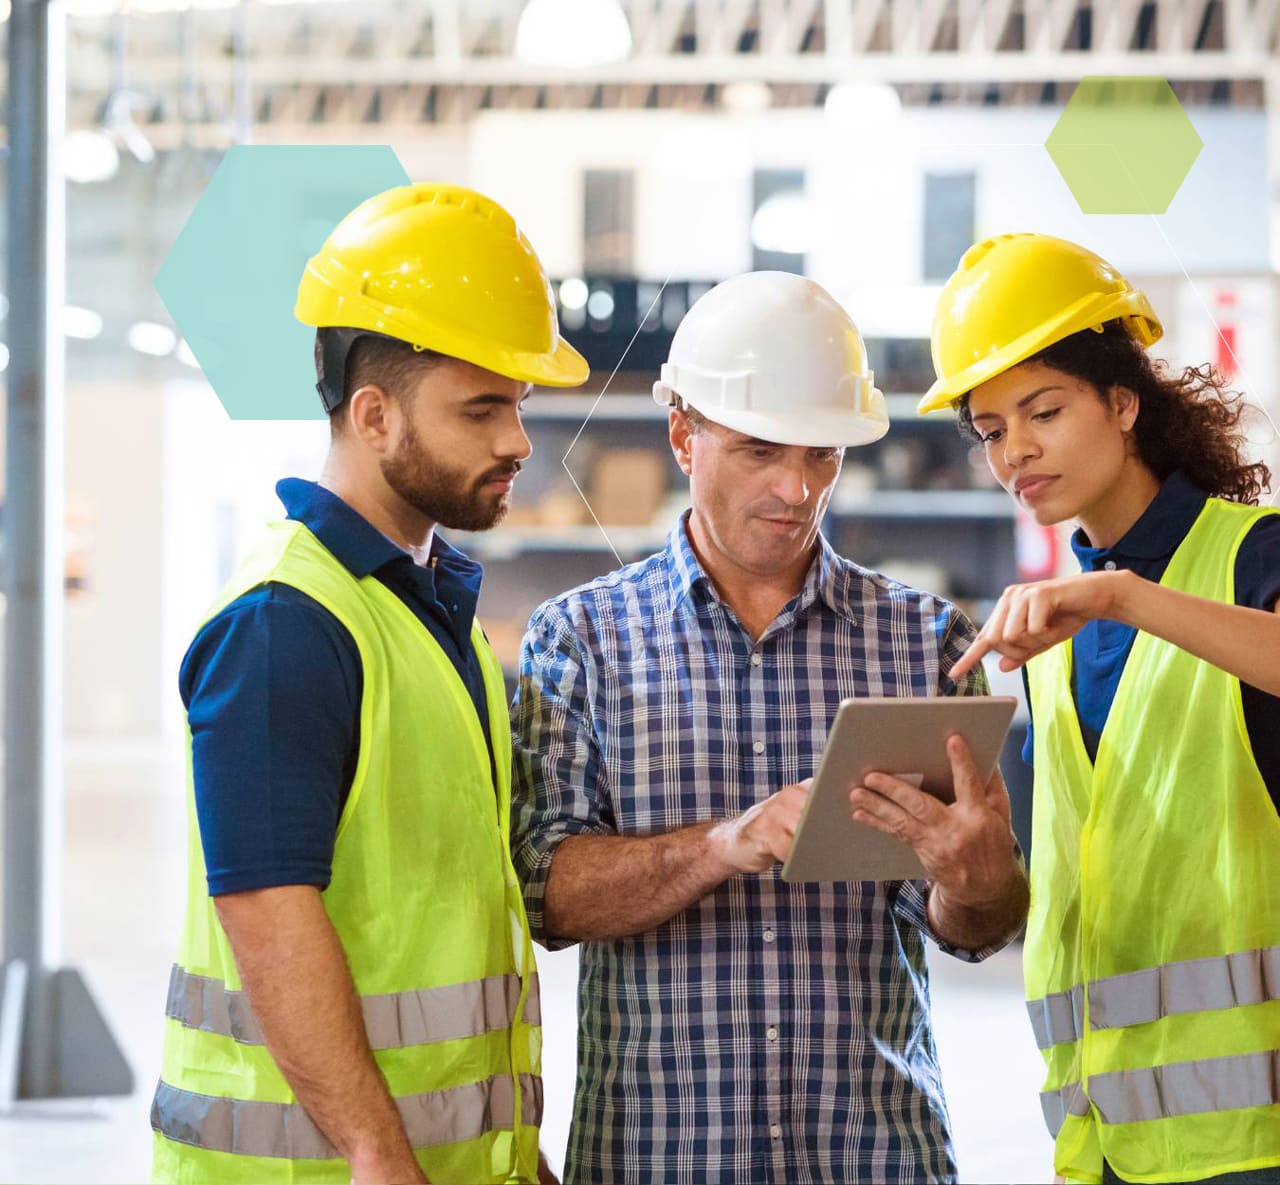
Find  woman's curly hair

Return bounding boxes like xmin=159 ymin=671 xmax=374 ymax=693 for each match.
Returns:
xmin=957 ymin=321 xmax=1271 ymax=505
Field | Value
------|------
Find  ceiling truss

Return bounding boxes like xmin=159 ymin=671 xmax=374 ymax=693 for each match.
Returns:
xmin=50 ymin=0 xmax=1280 ymax=146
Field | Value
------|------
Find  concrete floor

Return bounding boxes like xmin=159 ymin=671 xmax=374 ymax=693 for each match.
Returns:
xmin=0 ymin=749 xmax=1052 ymax=1183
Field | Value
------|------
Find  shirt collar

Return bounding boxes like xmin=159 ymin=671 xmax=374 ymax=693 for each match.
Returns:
xmin=663 ymin=508 xmax=847 ymax=620
xmin=1070 ymin=470 xmax=1208 ymax=567
xmin=664 ymin=510 xmax=710 ymax=608
xmin=812 ymin=531 xmax=847 ymax=616
xmin=276 ymin=477 xmax=477 ymax=582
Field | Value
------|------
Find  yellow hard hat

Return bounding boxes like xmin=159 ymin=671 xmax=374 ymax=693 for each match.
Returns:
xmin=917 ymin=233 xmax=1163 ymax=414
xmin=296 ymin=183 xmax=588 ymax=401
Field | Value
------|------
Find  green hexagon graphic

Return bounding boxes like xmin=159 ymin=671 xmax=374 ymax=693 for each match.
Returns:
xmin=155 ymin=145 xmax=410 ymax=419
xmin=1045 ymin=77 xmax=1202 ymax=215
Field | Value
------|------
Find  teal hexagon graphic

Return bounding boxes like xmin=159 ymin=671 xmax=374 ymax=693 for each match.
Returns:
xmin=155 ymin=145 xmax=410 ymax=419
xmin=1045 ymin=77 xmax=1202 ymax=215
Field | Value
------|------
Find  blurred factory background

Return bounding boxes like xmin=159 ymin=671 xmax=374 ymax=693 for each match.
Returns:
xmin=1 ymin=1 xmax=1277 ymax=1180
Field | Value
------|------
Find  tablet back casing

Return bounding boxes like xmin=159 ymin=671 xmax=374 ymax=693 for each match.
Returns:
xmin=781 ymin=696 xmax=1017 ymax=883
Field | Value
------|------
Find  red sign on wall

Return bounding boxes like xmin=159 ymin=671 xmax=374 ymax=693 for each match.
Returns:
xmin=1214 ymin=288 xmax=1238 ymax=382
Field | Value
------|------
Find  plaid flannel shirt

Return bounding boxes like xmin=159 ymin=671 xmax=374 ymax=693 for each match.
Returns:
xmin=512 ymin=512 xmax=1005 ymax=1185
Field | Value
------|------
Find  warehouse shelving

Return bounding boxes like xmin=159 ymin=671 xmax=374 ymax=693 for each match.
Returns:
xmin=451 ymin=391 xmax=1014 ymax=563
xmin=460 ymin=489 xmax=1013 ymax=561
xmin=527 ymin=391 xmax=938 ymax=422
xmin=450 ymin=386 xmax=1016 ymax=587
xmin=437 ymin=276 xmax=1019 ymax=678
xmin=461 ymin=524 xmax=670 ymax=559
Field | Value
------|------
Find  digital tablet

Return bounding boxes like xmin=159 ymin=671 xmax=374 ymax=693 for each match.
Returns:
xmin=781 ymin=695 xmax=1017 ymax=883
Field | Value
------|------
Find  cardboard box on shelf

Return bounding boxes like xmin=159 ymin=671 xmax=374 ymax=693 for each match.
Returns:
xmin=590 ymin=449 xmax=668 ymax=526
xmin=539 ymin=490 xmax=589 ymax=527
xmin=501 ymin=503 xmax=543 ymax=527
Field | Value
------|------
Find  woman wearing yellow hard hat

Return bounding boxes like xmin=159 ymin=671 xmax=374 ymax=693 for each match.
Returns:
xmin=924 ymin=233 xmax=1280 ymax=1185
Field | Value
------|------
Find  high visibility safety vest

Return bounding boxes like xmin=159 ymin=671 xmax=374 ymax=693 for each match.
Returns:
xmin=151 ymin=520 xmax=542 ymax=1185
xmin=1024 ymin=497 xmax=1280 ymax=1184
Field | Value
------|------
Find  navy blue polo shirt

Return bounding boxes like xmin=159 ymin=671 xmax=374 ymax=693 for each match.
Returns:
xmin=1022 ymin=471 xmax=1280 ymax=811
xmin=180 ymin=478 xmax=492 ymax=895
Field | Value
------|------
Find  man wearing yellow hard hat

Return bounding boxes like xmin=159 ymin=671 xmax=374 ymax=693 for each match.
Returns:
xmin=912 ymin=233 xmax=1280 ymax=1184
xmin=511 ymin=270 xmax=1029 ymax=1184
xmin=151 ymin=184 xmax=587 ymax=1185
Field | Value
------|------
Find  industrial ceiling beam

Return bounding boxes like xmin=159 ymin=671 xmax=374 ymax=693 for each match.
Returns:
xmin=48 ymin=0 xmax=1278 ymax=136
xmin=93 ymin=49 xmax=1276 ymax=89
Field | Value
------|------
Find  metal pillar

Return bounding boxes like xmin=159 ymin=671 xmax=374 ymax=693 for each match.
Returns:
xmin=0 ymin=0 xmax=132 ymax=1106
xmin=1262 ymin=67 xmax=1280 ymax=494
xmin=1268 ymin=65 xmax=1280 ymax=275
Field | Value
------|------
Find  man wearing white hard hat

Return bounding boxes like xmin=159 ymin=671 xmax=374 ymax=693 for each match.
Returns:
xmin=511 ymin=271 xmax=1028 ymax=1184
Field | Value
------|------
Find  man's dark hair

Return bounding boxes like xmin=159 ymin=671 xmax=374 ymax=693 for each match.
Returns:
xmin=676 ymin=398 xmax=710 ymax=433
xmin=317 ymin=329 xmax=445 ymax=433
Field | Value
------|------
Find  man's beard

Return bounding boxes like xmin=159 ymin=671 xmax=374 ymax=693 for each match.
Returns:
xmin=381 ymin=419 xmax=520 ymax=532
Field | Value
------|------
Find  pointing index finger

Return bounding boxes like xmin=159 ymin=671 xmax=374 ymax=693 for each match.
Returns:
xmin=946 ymin=637 xmax=989 ymax=683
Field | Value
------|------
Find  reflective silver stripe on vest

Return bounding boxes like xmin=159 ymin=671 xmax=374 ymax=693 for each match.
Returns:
xmin=166 ymin=965 xmax=540 ymax=1050
xmin=152 ymin=1072 xmax=542 ymax=1159
xmin=1088 ymin=945 xmax=1280 ymax=1032
xmin=1027 ymin=984 xmax=1085 ymax=1050
xmin=1090 ymin=1048 xmax=1280 ymax=1125
xmin=1039 ymin=1079 xmax=1092 ymax=1138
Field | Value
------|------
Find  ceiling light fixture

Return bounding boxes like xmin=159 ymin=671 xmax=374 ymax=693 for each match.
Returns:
xmin=64 ymin=129 xmax=120 ymax=184
xmin=128 ymin=321 xmax=177 ymax=357
xmin=722 ymin=81 xmax=771 ymax=116
xmin=64 ymin=306 xmax=105 ymax=340
xmin=751 ymin=191 xmax=817 ymax=256
xmin=824 ymin=81 xmax=903 ymax=131
xmin=559 ymin=277 xmax=589 ymax=310
xmin=515 ymin=0 xmax=632 ymax=68
xmin=102 ymin=89 xmax=157 ymax=165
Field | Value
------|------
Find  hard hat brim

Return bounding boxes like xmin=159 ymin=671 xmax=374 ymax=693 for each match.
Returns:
xmin=500 ymin=337 xmax=590 ymax=388
xmin=683 ymin=399 xmax=890 ymax=448
xmin=917 ymin=290 xmax=1162 ymax=414
xmin=296 ymin=286 xmax=590 ymax=389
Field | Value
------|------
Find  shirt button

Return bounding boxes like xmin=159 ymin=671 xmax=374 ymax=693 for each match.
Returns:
xmin=769 ymin=1124 xmax=782 ymax=1139
xmin=752 ymin=740 xmax=765 ymax=755
xmin=766 ymin=1026 xmax=778 ymax=1041
xmin=452 ymin=602 xmax=460 ymax=611
xmin=1103 ymin=561 xmax=1117 ymax=571
xmin=763 ymin=928 xmax=775 ymax=943
xmin=750 ymin=651 xmax=762 ymax=667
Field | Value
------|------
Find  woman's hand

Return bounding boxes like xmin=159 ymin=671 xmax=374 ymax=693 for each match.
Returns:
xmin=948 ymin=570 xmax=1130 ymax=680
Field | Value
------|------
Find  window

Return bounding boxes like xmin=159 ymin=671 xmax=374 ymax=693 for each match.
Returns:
xmin=751 ymin=168 xmax=808 ymax=275
xmin=583 ymin=169 xmax=634 ymax=274
xmin=923 ymin=171 xmax=976 ymax=282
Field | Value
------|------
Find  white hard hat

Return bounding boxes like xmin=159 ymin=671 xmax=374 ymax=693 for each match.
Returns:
xmin=653 ymin=271 xmax=888 ymax=448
